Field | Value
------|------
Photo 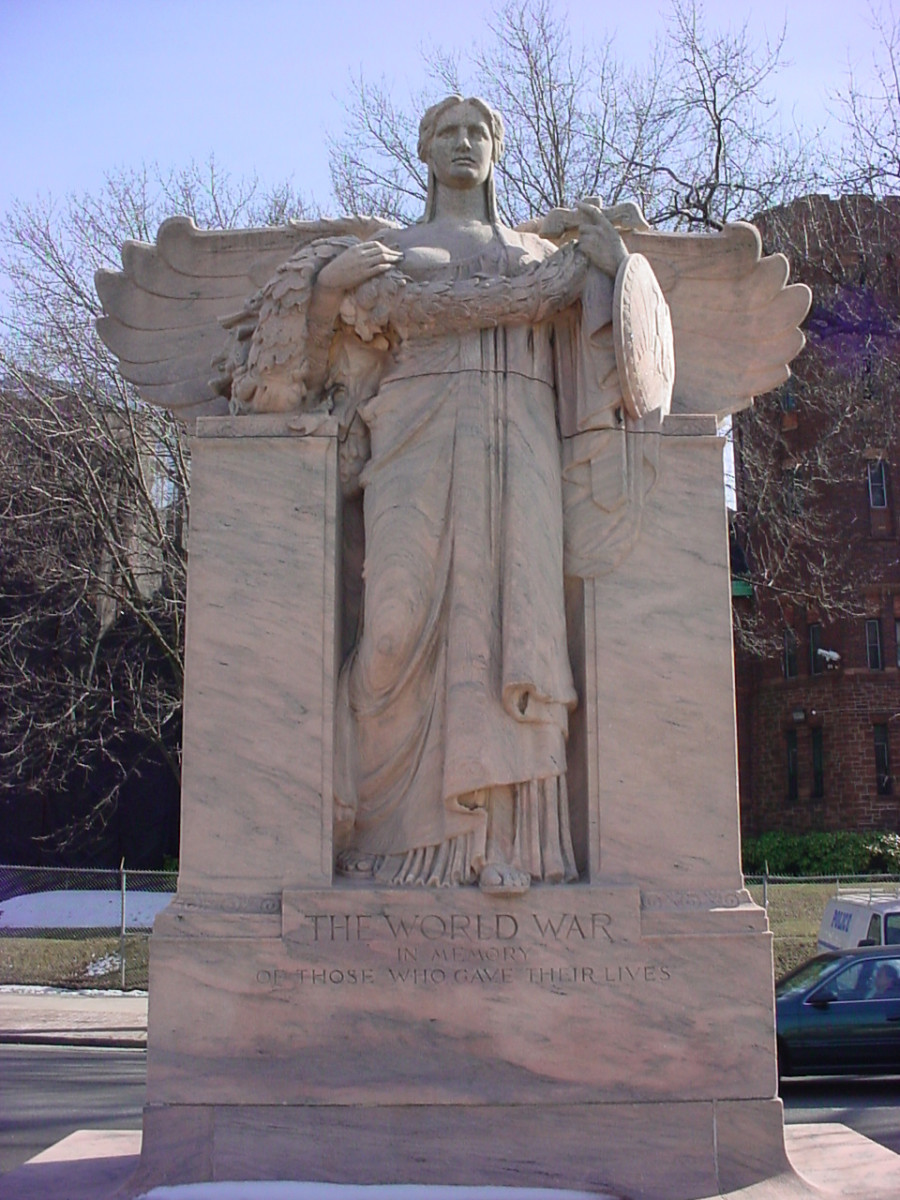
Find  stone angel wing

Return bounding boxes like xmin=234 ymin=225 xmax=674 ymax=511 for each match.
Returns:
xmin=622 ymin=221 xmax=811 ymax=418
xmin=95 ymin=215 xmax=396 ymax=422
xmin=525 ymin=206 xmax=811 ymax=419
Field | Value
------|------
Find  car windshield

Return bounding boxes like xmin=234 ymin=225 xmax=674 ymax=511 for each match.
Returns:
xmin=776 ymin=956 xmax=837 ymax=997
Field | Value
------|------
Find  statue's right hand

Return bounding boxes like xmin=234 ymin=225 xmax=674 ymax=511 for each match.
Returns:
xmin=316 ymin=242 xmax=403 ymax=292
xmin=539 ymin=207 xmax=580 ymax=238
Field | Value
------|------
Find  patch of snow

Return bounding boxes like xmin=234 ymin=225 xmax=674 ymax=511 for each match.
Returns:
xmin=0 ymin=984 xmax=147 ymax=996
xmin=0 ymin=889 xmax=172 ymax=929
xmin=138 ymin=1185 xmax=611 ymax=1200
xmin=84 ymin=953 xmax=121 ymax=977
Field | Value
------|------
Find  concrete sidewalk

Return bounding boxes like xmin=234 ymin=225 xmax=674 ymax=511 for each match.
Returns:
xmin=0 ymin=988 xmax=147 ymax=1047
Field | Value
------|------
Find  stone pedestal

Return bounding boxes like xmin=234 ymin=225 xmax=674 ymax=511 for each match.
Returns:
xmin=135 ymin=415 xmax=787 ymax=1200
xmin=177 ymin=412 xmax=340 ymax=896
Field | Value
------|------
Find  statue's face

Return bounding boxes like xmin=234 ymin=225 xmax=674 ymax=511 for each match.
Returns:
xmin=428 ymin=102 xmax=493 ymax=191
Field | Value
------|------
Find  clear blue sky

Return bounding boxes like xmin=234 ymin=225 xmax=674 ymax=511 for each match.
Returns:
xmin=0 ymin=0 xmax=888 ymax=221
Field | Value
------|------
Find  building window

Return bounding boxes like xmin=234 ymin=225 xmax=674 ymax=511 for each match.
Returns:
xmin=786 ymin=729 xmax=799 ymax=803
xmin=779 ymin=383 xmax=798 ymax=413
xmin=868 ymin=460 xmax=888 ymax=509
xmin=809 ymin=623 xmax=824 ymax=675
xmin=783 ymin=629 xmax=798 ymax=679
xmin=862 ymin=355 xmax=877 ymax=399
xmin=874 ymin=724 xmax=892 ymax=795
xmin=783 ymin=467 xmax=801 ymax=516
xmin=811 ymin=727 xmax=824 ymax=798
xmin=867 ymin=619 xmax=884 ymax=670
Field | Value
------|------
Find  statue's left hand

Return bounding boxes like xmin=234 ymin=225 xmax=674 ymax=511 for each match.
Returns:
xmin=316 ymin=241 xmax=403 ymax=293
xmin=575 ymin=202 xmax=629 ymax=278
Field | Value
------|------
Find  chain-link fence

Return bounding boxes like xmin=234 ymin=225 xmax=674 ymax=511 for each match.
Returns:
xmin=0 ymin=863 xmax=177 ymax=991
xmin=745 ymin=873 xmax=900 ymax=978
xmin=3 ymin=865 xmax=899 ymax=990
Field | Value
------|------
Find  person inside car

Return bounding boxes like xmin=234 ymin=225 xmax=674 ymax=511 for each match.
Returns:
xmin=869 ymin=962 xmax=900 ymax=998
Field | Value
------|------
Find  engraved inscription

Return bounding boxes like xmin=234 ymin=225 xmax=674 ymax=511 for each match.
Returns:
xmin=305 ymin=914 xmax=374 ymax=941
xmin=641 ymin=889 xmax=748 ymax=911
xmin=176 ymin=891 xmax=282 ymax=915
xmin=527 ymin=964 xmax=671 ymax=984
xmin=273 ymin=891 xmax=656 ymax=994
xmin=427 ymin=945 xmax=528 ymax=962
xmin=256 ymin=968 xmax=375 ymax=987
xmin=266 ymin=899 xmax=668 ymax=993
xmin=254 ymin=960 xmax=671 ymax=990
xmin=298 ymin=910 xmax=615 ymax=943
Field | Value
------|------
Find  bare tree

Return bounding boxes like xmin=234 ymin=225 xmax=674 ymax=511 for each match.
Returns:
xmin=732 ymin=194 xmax=900 ymax=655
xmin=329 ymin=0 xmax=815 ymax=231
xmin=723 ymin=6 xmax=900 ymax=655
xmin=0 ymin=163 xmax=308 ymax=853
xmin=830 ymin=4 xmax=900 ymax=195
xmin=0 ymin=367 xmax=187 ymax=850
xmin=647 ymin=0 xmax=815 ymax=228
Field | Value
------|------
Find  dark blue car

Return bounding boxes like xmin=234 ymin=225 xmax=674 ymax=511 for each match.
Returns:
xmin=776 ymin=946 xmax=900 ymax=1077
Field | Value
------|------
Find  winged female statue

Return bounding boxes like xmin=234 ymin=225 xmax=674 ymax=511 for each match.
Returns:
xmin=96 ymin=95 xmax=810 ymax=897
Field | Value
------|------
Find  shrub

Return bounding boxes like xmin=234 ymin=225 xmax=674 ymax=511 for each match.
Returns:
xmin=742 ymin=830 xmax=900 ymax=875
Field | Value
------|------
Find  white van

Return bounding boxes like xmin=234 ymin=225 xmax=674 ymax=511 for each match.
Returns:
xmin=818 ymin=890 xmax=900 ymax=952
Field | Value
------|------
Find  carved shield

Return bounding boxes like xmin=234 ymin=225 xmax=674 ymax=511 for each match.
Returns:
xmin=612 ymin=253 xmax=675 ymax=421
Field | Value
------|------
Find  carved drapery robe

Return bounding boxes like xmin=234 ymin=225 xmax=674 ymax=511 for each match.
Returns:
xmin=333 ymin=231 xmax=630 ymax=886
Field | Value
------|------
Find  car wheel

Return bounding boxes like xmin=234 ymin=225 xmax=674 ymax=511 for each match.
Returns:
xmin=776 ymin=1037 xmax=791 ymax=1083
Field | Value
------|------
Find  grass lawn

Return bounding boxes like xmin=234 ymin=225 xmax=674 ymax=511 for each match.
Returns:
xmin=0 ymin=933 xmax=150 ymax=990
xmin=748 ymin=882 xmax=834 ymax=978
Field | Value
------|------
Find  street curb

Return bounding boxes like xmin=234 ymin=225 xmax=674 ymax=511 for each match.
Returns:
xmin=0 ymin=1033 xmax=146 ymax=1048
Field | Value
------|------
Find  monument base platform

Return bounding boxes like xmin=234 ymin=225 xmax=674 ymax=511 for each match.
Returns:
xmin=132 ymin=883 xmax=782 ymax=1198
xmin=137 ymin=1098 xmax=788 ymax=1199
xmin=2 ymin=1125 xmax=899 ymax=1200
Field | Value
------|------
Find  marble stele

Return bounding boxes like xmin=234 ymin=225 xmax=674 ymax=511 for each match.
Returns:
xmin=96 ymin=97 xmax=811 ymax=1199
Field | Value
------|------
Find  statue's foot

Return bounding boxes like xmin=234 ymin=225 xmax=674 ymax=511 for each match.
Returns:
xmin=478 ymin=862 xmax=531 ymax=897
xmin=335 ymin=850 xmax=381 ymax=877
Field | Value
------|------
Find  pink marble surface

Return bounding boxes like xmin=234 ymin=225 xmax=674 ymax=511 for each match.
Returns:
xmin=582 ymin=426 xmax=745 ymax=892
xmin=178 ymin=420 xmax=339 ymax=896
xmin=145 ymin=886 xmax=776 ymax=1108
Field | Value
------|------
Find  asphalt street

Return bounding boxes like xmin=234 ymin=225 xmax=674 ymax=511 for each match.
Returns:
xmin=781 ymin=1075 xmax=900 ymax=1154
xmin=0 ymin=1045 xmax=145 ymax=1174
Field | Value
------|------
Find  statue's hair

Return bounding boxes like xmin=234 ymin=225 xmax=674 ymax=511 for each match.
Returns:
xmin=417 ymin=95 xmax=504 ymax=224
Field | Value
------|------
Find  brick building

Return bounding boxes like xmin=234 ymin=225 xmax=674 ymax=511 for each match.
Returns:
xmin=734 ymin=195 xmax=900 ymax=837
